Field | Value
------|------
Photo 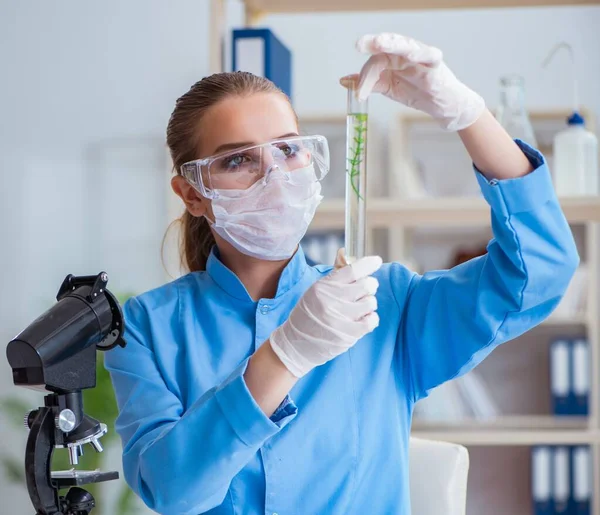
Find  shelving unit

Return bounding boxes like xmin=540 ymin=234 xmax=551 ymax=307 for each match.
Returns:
xmin=311 ymin=196 xmax=600 ymax=229
xmin=209 ymin=0 xmax=600 ymax=512
xmin=413 ymin=415 xmax=591 ymax=430
xmin=347 ymin=200 xmax=599 ymax=511
xmin=210 ymin=0 xmax=600 ymax=72
xmin=411 ymin=430 xmax=599 ymax=446
xmin=313 ymin=197 xmax=600 ymax=511
xmin=339 ymin=203 xmax=598 ymax=512
xmin=241 ymin=0 xmax=599 ymax=19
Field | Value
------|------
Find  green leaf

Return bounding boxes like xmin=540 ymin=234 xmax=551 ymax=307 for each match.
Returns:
xmin=0 ymin=456 xmax=25 ymax=484
xmin=51 ymin=447 xmax=74 ymax=472
xmin=114 ymin=291 xmax=136 ymax=306
xmin=82 ymin=353 xmax=119 ymax=445
xmin=116 ymin=484 xmax=140 ymax=515
xmin=0 ymin=398 xmax=31 ymax=428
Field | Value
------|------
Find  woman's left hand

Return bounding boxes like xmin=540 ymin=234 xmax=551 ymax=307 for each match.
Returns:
xmin=341 ymin=33 xmax=485 ymax=131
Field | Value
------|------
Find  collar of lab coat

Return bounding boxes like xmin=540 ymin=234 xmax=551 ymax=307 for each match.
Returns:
xmin=205 ymin=245 xmax=309 ymax=302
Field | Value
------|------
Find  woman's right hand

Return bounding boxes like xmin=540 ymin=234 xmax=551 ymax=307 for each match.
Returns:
xmin=269 ymin=252 xmax=383 ymax=378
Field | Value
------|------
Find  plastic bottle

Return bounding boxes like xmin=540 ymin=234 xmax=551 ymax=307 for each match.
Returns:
xmin=553 ymin=111 xmax=599 ymax=196
xmin=542 ymin=42 xmax=599 ymax=196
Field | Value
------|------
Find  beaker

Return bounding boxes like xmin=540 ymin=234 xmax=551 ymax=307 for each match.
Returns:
xmin=495 ymin=75 xmax=538 ymax=148
xmin=345 ymin=83 xmax=368 ymax=263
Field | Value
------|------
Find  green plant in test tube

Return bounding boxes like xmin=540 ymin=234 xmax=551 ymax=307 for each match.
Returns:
xmin=345 ymin=83 xmax=368 ymax=263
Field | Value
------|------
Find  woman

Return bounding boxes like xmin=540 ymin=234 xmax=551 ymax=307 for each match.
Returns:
xmin=105 ymin=33 xmax=578 ymax=515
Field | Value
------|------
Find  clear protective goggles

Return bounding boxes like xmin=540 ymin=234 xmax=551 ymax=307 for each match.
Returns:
xmin=180 ymin=135 xmax=330 ymax=199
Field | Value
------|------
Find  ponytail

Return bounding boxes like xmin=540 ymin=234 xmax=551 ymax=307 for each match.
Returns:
xmin=181 ymin=211 xmax=215 ymax=272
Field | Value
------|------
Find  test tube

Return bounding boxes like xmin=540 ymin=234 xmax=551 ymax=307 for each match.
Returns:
xmin=345 ymin=82 xmax=368 ymax=263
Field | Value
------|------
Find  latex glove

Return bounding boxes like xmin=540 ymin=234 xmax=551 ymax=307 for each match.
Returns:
xmin=270 ymin=250 xmax=382 ymax=378
xmin=341 ymin=33 xmax=485 ymax=131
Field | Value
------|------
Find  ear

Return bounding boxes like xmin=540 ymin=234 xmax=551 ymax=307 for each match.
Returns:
xmin=171 ymin=175 xmax=207 ymax=217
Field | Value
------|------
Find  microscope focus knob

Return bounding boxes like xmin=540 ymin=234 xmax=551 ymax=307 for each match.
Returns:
xmin=55 ymin=409 xmax=77 ymax=433
xmin=24 ymin=410 xmax=38 ymax=430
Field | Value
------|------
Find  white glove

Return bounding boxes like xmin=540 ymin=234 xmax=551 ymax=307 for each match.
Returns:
xmin=269 ymin=251 xmax=382 ymax=378
xmin=341 ymin=33 xmax=485 ymax=131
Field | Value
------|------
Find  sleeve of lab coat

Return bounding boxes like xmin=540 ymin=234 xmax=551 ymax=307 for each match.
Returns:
xmin=391 ymin=140 xmax=580 ymax=402
xmin=104 ymin=297 xmax=297 ymax=515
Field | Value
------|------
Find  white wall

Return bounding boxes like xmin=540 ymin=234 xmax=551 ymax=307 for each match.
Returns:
xmin=256 ymin=6 xmax=600 ymax=122
xmin=0 ymin=1 xmax=211 ymax=513
xmin=1 ymin=1 xmax=599 ymax=514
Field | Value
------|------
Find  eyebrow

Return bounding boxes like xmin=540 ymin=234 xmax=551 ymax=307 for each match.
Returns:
xmin=212 ymin=132 xmax=300 ymax=155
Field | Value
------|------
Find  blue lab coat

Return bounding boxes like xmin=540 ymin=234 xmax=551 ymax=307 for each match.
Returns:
xmin=105 ymin=141 xmax=579 ymax=515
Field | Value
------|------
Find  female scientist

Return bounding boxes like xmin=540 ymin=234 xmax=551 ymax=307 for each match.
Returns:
xmin=105 ymin=33 xmax=579 ymax=515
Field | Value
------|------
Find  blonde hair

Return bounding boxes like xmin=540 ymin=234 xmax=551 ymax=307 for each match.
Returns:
xmin=166 ymin=71 xmax=296 ymax=272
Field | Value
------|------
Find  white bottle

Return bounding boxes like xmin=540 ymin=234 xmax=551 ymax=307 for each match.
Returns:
xmin=553 ymin=112 xmax=599 ymax=196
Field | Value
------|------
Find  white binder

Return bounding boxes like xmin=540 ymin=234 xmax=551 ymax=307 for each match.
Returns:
xmin=573 ymin=446 xmax=591 ymax=515
xmin=550 ymin=339 xmax=571 ymax=415
xmin=532 ymin=446 xmax=553 ymax=515
xmin=553 ymin=446 xmax=571 ymax=514
xmin=572 ymin=339 xmax=589 ymax=415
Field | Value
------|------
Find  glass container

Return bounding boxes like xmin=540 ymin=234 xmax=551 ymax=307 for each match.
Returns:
xmin=496 ymin=74 xmax=538 ymax=148
xmin=345 ymin=84 xmax=368 ymax=263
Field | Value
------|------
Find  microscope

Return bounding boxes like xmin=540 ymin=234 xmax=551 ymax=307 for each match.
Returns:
xmin=5 ymin=272 xmax=127 ymax=515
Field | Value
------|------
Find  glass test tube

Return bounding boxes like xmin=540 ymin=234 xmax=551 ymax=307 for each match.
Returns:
xmin=345 ymin=83 xmax=368 ymax=263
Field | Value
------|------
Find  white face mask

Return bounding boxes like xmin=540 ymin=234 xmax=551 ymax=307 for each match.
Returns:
xmin=206 ymin=165 xmax=323 ymax=261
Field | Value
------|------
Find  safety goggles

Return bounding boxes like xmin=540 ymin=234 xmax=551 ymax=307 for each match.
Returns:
xmin=180 ymin=135 xmax=330 ymax=199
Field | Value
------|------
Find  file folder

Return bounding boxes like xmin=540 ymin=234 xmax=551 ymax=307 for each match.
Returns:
xmin=532 ymin=446 xmax=553 ymax=515
xmin=553 ymin=446 xmax=571 ymax=514
xmin=232 ymin=28 xmax=292 ymax=100
xmin=572 ymin=446 xmax=591 ymax=515
xmin=550 ymin=339 xmax=571 ymax=415
xmin=571 ymin=339 xmax=589 ymax=416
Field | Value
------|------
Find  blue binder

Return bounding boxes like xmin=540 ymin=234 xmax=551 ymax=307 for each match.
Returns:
xmin=571 ymin=339 xmax=589 ymax=416
xmin=301 ymin=231 xmax=344 ymax=266
xmin=572 ymin=446 xmax=592 ymax=515
xmin=550 ymin=339 xmax=571 ymax=415
xmin=531 ymin=446 xmax=553 ymax=515
xmin=232 ymin=28 xmax=292 ymax=101
xmin=553 ymin=446 xmax=572 ymax=514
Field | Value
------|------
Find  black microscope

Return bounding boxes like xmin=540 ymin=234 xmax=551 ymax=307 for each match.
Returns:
xmin=5 ymin=272 xmax=127 ymax=515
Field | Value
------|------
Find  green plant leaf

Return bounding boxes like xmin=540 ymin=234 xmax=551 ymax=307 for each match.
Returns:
xmin=116 ymin=484 xmax=140 ymax=515
xmin=0 ymin=455 xmax=25 ymax=484
xmin=81 ymin=353 xmax=119 ymax=445
xmin=51 ymin=447 xmax=75 ymax=472
xmin=0 ymin=398 xmax=31 ymax=428
xmin=115 ymin=291 xmax=136 ymax=306
xmin=346 ymin=112 xmax=367 ymax=201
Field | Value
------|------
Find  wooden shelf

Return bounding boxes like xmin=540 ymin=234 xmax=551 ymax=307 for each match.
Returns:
xmin=244 ymin=0 xmax=599 ymax=16
xmin=412 ymin=415 xmax=590 ymax=431
xmin=311 ymin=196 xmax=600 ymax=229
xmin=411 ymin=429 xmax=600 ymax=446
